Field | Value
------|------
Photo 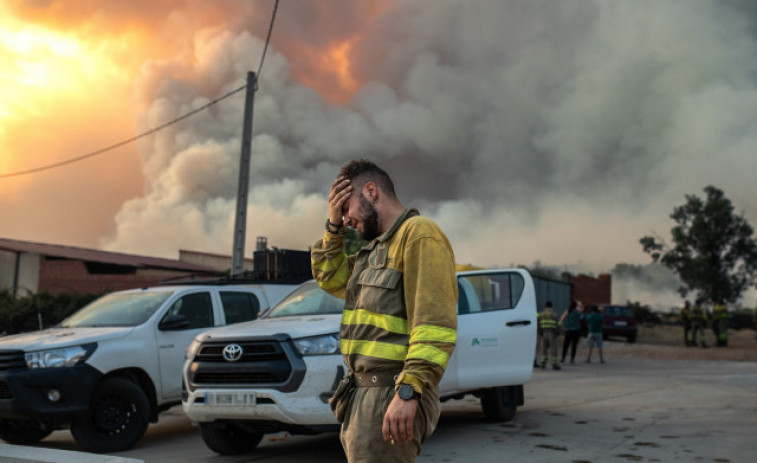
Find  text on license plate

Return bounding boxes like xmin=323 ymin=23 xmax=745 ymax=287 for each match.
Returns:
xmin=204 ymin=392 xmax=256 ymax=405
xmin=615 ymin=321 xmax=627 ymax=326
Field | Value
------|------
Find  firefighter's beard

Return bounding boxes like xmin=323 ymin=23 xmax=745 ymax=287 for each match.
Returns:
xmin=357 ymin=194 xmax=380 ymax=241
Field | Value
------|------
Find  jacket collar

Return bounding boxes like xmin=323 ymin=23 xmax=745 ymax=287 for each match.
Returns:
xmin=361 ymin=208 xmax=419 ymax=251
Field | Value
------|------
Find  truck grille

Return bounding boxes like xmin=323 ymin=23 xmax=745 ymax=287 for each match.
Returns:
xmin=188 ymin=337 xmax=306 ymax=392
xmin=196 ymin=341 xmax=282 ymax=362
xmin=0 ymin=351 xmax=26 ymax=371
xmin=0 ymin=381 xmax=12 ymax=399
xmin=194 ymin=371 xmax=283 ymax=384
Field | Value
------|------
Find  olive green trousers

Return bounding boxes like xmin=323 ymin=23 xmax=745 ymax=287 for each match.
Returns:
xmin=340 ymin=385 xmax=440 ymax=463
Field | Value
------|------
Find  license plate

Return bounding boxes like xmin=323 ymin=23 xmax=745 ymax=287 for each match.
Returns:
xmin=615 ymin=321 xmax=627 ymax=326
xmin=204 ymin=392 xmax=256 ymax=405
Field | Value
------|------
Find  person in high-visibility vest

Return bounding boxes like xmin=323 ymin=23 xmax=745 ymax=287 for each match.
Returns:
xmin=712 ymin=300 xmax=729 ymax=347
xmin=690 ymin=299 xmax=708 ymax=348
xmin=680 ymin=300 xmax=693 ymax=347
xmin=312 ymin=160 xmax=457 ymax=462
xmin=538 ymin=301 xmax=561 ymax=370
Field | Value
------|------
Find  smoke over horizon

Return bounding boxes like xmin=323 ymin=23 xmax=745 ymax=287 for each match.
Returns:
xmin=3 ymin=1 xmax=757 ymax=306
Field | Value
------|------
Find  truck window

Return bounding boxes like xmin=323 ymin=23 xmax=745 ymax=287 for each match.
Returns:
xmin=458 ymin=273 xmax=525 ymax=312
xmin=166 ymin=292 xmax=214 ymax=329
xmin=220 ymin=291 xmax=261 ymax=324
xmin=61 ymin=292 xmax=171 ymax=327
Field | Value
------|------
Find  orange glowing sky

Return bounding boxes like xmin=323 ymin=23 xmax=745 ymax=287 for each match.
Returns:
xmin=0 ymin=0 xmax=365 ymax=247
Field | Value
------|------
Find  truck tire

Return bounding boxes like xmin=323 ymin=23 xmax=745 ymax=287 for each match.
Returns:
xmin=199 ymin=421 xmax=263 ymax=455
xmin=70 ymin=377 xmax=150 ymax=453
xmin=0 ymin=419 xmax=52 ymax=444
xmin=481 ymin=386 xmax=517 ymax=422
xmin=627 ymin=333 xmax=637 ymax=343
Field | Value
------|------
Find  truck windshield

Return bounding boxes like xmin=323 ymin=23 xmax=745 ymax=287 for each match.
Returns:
xmin=264 ymin=282 xmax=343 ymax=318
xmin=61 ymin=292 xmax=172 ymax=327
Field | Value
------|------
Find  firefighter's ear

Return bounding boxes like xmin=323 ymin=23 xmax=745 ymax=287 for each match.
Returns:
xmin=363 ymin=181 xmax=378 ymax=203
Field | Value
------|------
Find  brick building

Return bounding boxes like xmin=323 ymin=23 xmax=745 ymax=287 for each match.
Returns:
xmin=568 ymin=273 xmax=612 ymax=307
xmin=0 ymin=238 xmax=221 ymax=297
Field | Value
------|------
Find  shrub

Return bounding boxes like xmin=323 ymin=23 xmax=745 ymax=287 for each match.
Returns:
xmin=0 ymin=290 xmax=103 ymax=335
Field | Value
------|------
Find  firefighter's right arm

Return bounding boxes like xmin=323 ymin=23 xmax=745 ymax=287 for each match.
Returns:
xmin=311 ymin=231 xmax=352 ymax=299
xmin=311 ymin=176 xmax=355 ymax=298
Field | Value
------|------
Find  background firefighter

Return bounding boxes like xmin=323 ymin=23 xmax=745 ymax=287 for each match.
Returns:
xmin=537 ymin=301 xmax=561 ymax=370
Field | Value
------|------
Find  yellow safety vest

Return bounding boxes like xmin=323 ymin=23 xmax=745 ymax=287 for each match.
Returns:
xmin=311 ymin=208 xmax=457 ymax=393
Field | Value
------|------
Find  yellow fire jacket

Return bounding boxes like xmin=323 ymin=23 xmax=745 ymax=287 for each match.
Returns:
xmin=538 ymin=308 xmax=559 ymax=331
xmin=311 ymin=208 xmax=457 ymax=394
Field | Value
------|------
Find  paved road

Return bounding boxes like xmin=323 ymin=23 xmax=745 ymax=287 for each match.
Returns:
xmin=5 ymin=356 xmax=756 ymax=462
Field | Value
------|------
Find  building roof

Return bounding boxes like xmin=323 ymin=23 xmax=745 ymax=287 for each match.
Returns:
xmin=0 ymin=237 xmax=218 ymax=274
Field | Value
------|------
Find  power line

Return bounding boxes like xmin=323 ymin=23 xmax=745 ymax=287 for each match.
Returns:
xmin=258 ymin=0 xmax=280 ymax=76
xmin=0 ymin=0 xmax=281 ymax=180
xmin=0 ymin=85 xmax=246 ymax=179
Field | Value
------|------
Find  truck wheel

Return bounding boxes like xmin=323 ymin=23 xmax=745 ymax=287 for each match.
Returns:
xmin=199 ymin=421 xmax=263 ymax=455
xmin=481 ymin=387 xmax=517 ymax=422
xmin=0 ymin=419 xmax=52 ymax=444
xmin=70 ymin=377 xmax=150 ymax=453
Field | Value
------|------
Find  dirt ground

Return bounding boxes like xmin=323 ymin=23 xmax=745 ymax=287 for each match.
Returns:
xmin=599 ymin=323 xmax=757 ymax=362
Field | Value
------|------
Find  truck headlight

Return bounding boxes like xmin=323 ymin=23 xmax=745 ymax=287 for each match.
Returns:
xmin=25 ymin=343 xmax=96 ymax=369
xmin=186 ymin=338 xmax=203 ymax=360
xmin=293 ymin=334 xmax=340 ymax=356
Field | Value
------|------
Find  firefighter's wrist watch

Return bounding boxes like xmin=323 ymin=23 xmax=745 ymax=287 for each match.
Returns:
xmin=397 ymin=384 xmax=421 ymax=401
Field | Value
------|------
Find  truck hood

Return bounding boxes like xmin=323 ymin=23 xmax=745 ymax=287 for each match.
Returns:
xmin=196 ymin=314 xmax=342 ymax=342
xmin=0 ymin=327 xmax=134 ymax=351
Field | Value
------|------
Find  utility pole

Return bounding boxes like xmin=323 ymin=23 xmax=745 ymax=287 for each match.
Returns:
xmin=231 ymin=71 xmax=259 ymax=278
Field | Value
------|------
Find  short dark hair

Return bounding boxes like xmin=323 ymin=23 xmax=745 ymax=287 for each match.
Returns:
xmin=545 ymin=300 xmax=553 ymax=308
xmin=339 ymin=159 xmax=396 ymax=198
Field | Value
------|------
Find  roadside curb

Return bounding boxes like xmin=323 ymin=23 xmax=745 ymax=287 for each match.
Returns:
xmin=0 ymin=444 xmax=142 ymax=463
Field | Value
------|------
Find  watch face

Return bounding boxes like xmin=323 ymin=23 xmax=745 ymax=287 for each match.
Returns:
xmin=398 ymin=384 xmax=414 ymax=400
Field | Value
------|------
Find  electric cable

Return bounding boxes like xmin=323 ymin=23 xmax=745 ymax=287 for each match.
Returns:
xmin=0 ymin=85 xmax=246 ymax=179
xmin=257 ymin=0 xmax=279 ymax=76
xmin=0 ymin=0 xmax=280 ymax=180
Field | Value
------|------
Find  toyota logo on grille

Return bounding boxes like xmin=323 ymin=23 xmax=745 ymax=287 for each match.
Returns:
xmin=222 ymin=344 xmax=243 ymax=362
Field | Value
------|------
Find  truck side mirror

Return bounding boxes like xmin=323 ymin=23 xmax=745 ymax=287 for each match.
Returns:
xmin=159 ymin=314 xmax=190 ymax=331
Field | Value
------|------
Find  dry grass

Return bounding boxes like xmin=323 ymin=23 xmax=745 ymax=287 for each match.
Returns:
xmin=600 ymin=324 xmax=757 ymax=362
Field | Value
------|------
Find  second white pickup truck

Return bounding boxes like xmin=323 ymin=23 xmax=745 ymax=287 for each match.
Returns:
xmin=182 ymin=269 xmax=537 ymax=455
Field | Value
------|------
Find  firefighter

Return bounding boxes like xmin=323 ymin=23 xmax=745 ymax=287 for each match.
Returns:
xmin=538 ymin=301 xmax=561 ymax=370
xmin=712 ymin=300 xmax=729 ymax=347
xmin=680 ymin=300 xmax=693 ymax=347
xmin=312 ymin=160 xmax=457 ymax=462
xmin=690 ymin=299 xmax=708 ymax=348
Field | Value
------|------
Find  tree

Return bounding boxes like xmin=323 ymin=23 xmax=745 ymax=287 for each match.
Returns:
xmin=640 ymin=185 xmax=757 ymax=303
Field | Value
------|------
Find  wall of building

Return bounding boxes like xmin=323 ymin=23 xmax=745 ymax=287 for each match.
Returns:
xmin=38 ymin=260 xmax=186 ymax=295
xmin=571 ymin=273 xmax=612 ymax=307
xmin=0 ymin=250 xmax=40 ymax=297
xmin=179 ymin=250 xmax=254 ymax=272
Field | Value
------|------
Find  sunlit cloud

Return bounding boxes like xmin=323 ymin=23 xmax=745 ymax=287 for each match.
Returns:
xmin=1 ymin=0 xmax=756 ymax=311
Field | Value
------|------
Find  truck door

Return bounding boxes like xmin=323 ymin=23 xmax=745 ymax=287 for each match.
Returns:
xmin=156 ymin=290 xmax=217 ymax=400
xmin=451 ymin=270 xmax=537 ymax=389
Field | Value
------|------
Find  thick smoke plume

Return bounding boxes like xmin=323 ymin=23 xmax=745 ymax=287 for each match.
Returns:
xmin=7 ymin=1 xmax=757 ymax=306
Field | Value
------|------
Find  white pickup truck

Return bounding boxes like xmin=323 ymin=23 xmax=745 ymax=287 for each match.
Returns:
xmin=182 ymin=269 xmax=537 ymax=455
xmin=0 ymin=281 xmax=296 ymax=453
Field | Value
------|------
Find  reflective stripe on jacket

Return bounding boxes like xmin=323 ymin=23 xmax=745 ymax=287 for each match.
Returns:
xmin=311 ymin=208 xmax=457 ymax=393
xmin=538 ymin=308 xmax=558 ymax=330
xmin=712 ymin=304 xmax=729 ymax=320
xmin=690 ymin=305 xmax=706 ymax=321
